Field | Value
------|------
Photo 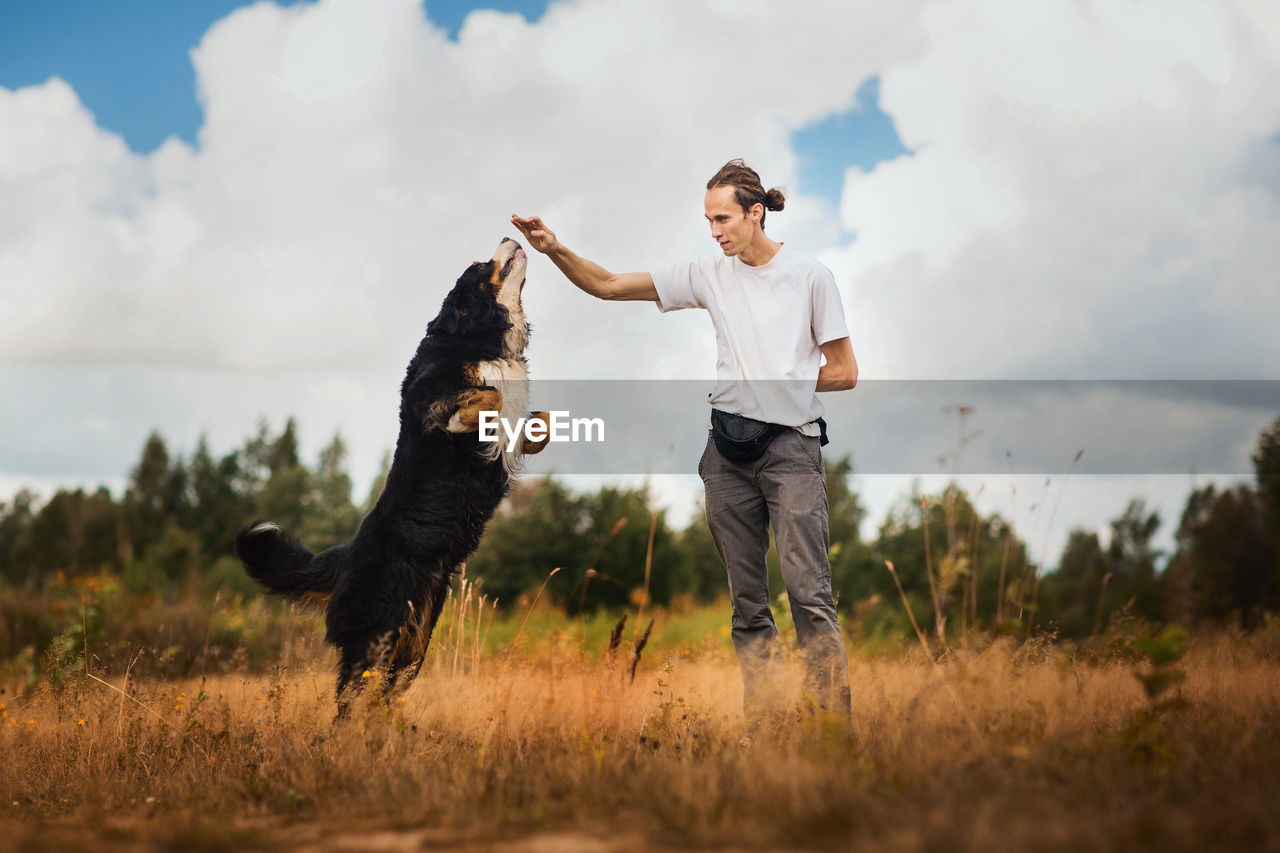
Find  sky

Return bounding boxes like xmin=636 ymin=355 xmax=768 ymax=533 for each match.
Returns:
xmin=3 ymin=0 xmax=1279 ymax=568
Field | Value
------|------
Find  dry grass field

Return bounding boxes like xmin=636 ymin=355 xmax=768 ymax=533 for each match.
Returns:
xmin=2 ymin=605 xmax=1279 ymax=852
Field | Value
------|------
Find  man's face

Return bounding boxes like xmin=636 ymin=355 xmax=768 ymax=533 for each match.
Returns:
xmin=704 ymin=185 xmax=761 ymax=257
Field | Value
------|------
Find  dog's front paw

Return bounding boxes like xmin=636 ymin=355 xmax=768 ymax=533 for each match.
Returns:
xmin=522 ymin=411 xmax=552 ymax=455
xmin=446 ymin=387 xmax=504 ymax=433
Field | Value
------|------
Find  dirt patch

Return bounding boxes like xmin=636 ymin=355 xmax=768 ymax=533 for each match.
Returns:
xmin=0 ymin=818 xmax=676 ymax=853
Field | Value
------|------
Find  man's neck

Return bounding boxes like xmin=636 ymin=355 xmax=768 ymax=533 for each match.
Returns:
xmin=737 ymin=235 xmax=782 ymax=267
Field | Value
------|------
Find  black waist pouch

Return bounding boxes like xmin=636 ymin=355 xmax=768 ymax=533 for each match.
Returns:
xmin=710 ymin=408 xmax=790 ymax=464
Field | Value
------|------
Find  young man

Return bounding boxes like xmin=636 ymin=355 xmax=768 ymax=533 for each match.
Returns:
xmin=512 ymin=159 xmax=857 ymax=721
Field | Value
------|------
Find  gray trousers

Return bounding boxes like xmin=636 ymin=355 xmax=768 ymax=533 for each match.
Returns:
xmin=699 ymin=428 xmax=851 ymax=718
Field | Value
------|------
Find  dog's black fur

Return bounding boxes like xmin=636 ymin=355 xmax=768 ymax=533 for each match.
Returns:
xmin=234 ymin=238 xmax=545 ymax=713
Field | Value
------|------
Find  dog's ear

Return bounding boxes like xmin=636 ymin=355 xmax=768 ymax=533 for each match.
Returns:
xmin=429 ymin=262 xmax=509 ymax=339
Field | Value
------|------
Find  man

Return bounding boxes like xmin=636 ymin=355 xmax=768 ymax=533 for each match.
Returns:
xmin=512 ymin=159 xmax=857 ymax=722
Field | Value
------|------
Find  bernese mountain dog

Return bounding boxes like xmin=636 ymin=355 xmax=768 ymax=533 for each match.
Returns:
xmin=234 ymin=237 xmax=548 ymax=715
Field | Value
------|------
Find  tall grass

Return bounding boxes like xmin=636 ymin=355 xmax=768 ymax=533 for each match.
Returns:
xmin=2 ymin=602 xmax=1278 ymax=850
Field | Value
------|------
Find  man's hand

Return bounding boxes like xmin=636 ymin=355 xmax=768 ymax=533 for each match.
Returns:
xmin=511 ymin=215 xmax=560 ymax=255
xmin=507 ymin=214 xmax=658 ymax=302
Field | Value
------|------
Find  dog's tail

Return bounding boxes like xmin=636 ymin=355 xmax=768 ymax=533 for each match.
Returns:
xmin=234 ymin=521 xmax=338 ymax=605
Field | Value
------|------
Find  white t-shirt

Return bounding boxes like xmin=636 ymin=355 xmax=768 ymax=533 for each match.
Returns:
xmin=651 ymin=244 xmax=850 ymax=433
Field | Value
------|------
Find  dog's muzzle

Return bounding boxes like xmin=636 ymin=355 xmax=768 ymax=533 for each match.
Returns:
xmin=494 ymin=238 xmax=527 ymax=292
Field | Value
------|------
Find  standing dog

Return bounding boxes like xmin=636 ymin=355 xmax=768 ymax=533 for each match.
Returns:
xmin=235 ymin=238 xmax=548 ymax=713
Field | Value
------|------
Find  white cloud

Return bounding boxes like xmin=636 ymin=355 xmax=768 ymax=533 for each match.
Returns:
xmin=838 ymin=0 xmax=1280 ymax=379
xmin=4 ymin=0 xmax=928 ymax=377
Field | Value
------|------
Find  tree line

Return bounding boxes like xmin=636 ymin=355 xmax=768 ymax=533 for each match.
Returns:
xmin=1 ymin=416 xmax=1278 ymax=638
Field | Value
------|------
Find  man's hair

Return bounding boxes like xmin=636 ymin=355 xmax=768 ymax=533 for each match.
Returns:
xmin=706 ymin=159 xmax=786 ymax=226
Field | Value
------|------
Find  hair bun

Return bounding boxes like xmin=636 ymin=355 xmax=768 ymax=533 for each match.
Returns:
xmin=764 ymin=187 xmax=786 ymax=212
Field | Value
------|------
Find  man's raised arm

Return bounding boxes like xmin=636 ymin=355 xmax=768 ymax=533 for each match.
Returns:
xmin=511 ymin=214 xmax=658 ymax=302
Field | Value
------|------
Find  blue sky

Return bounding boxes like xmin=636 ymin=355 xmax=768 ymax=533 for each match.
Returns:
xmin=0 ymin=0 xmax=907 ymax=207
xmin=0 ymin=1 xmax=550 ymax=150
xmin=793 ymin=77 xmax=909 ymax=209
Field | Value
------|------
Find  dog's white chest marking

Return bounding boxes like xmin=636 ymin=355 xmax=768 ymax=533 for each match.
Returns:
xmin=473 ymin=357 xmax=530 ymax=473
xmin=476 ymin=358 xmax=530 ymax=421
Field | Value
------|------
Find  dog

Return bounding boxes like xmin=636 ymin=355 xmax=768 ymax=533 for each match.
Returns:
xmin=235 ymin=237 xmax=548 ymax=714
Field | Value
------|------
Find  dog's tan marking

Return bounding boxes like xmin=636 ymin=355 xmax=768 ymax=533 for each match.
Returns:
xmin=522 ymin=411 xmax=552 ymax=455
xmin=447 ymin=387 xmax=503 ymax=433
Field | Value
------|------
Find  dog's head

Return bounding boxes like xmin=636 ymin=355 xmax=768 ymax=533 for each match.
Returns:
xmin=428 ymin=238 xmax=529 ymax=356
